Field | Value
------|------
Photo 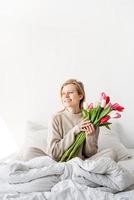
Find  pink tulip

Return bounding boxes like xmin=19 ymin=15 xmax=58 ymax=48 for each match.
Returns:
xmin=101 ymin=92 xmax=110 ymax=104
xmin=109 ymin=112 xmax=121 ymax=118
xmin=100 ymin=115 xmax=110 ymax=123
xmin=111 ymin=103 xmax=124 ymax=112
xmin=101 ymin=92 xmax=106 ymax=99
xmin=100 ymin=99 xmax=106 ymax=108
xmin=88 ymin=103 xmax=93 ymax=110
xmin=113 ymin=113 xmax=121 ymax=118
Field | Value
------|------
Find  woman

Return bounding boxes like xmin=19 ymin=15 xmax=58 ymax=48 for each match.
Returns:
xmin=23 ymin=79 xmax=117 ymax=161
xmin=46 ymin=79 xmax=99 ymax=161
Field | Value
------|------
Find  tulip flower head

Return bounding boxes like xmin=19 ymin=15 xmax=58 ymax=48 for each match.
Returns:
xmin=81 ymin=92 xmax=124 ymax=129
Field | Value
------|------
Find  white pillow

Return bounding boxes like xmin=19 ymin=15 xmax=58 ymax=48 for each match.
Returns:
xmin=23 ymin=121 xmax=48 ymax=150
xmin=98 ymin=127 xmax=131 ymax=161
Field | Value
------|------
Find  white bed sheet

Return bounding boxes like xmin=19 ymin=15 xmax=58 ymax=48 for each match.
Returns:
xmin=0 ymin=150 xmax=134 ymax=200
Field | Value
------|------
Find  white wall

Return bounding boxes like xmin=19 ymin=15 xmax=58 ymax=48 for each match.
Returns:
xmin=0 ymin=0 xmax=134 ymax=153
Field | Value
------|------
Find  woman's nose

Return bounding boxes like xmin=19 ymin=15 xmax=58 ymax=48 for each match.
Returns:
xmin=65 ymin=92 xmax=69 ymax=97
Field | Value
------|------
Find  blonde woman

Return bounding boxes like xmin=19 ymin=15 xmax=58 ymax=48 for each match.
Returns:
xmin=46 ymin=79 xmax=99 ymax=161
xmin=23 ymin=79 xmax=116 ymax=161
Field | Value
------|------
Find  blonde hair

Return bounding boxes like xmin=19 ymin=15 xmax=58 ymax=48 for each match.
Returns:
xmin=60 ymin=79 xmax=86 ymax=107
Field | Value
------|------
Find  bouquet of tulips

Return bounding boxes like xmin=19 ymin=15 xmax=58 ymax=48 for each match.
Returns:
xmin=59 ymin=92 xmax=124 ymax=162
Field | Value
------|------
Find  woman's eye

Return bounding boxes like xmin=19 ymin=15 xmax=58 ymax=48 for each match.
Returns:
xmin=62 ymin=90 xmax=76 ymax=96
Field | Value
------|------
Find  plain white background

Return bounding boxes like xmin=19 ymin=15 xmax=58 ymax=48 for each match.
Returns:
xmin=0 ymin=0 xmax=134 ymax=157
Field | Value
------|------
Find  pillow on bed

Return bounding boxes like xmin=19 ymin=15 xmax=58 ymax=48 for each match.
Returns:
xmin=98 ymin=127 xmax=131 ymax=161
xmin=22 ymin=120 xmax=48 ymax=150
xmin=12 ymin=121 xmax=48 ymax=161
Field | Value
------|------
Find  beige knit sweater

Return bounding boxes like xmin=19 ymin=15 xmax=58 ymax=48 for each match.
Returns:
xmin=46 ymin=109 xmax=99 ymax=161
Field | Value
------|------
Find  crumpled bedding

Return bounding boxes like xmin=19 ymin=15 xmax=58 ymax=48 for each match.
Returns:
xmin=0 ymin=155 xmax=134 ymax=195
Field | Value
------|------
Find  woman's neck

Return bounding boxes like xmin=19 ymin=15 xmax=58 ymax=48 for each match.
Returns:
xmin=66 ymin=107 xmax=81 ymax=114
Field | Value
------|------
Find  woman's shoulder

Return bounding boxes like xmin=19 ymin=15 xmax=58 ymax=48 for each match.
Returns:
xmin=51 ymin=109 xmax=65 ymax=121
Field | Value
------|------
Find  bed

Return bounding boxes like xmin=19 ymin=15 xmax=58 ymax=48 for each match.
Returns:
xmin=0 ymin=121 xmax=134 ymax=200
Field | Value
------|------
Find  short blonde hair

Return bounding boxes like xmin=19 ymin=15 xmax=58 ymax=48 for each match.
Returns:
xmin=60 ymin=79 xmax=86 ymax=107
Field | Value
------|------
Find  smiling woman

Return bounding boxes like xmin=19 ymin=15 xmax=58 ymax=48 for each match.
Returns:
xmin=22 ymin=79 xmax=119 ymax=162
xmin=0 ymin=116 xmax=18 ymax=160
xmin=22 ymin=79 xmax=99 ymax=161
xmin=46 ymin=79 xmax=100 ymax=161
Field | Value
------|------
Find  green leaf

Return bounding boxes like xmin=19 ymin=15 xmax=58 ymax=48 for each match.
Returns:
xmin=99 ymin=122 xmax=112 ymax=128
xmin=93 ymin=106 xmax=103 ymax=124
xmin=91 ymin=108 xmax=98 ymax=122
xmin=87 ymin=111 xmax=91 ymax=120
xmin=105 ymin=125 xmax=111 ymax=130
xmin=96 ymin=106 xmax=103 ymax=119
xmin=82 ymin=109 xmax=88 ymax=118
xmin=98 ymin=106 xmax=111 ymax=120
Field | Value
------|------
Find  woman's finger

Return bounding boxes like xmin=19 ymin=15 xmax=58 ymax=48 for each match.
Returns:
xmin=81 ymin=122 xmax=94 ymax=129
xmin=81 ymin=120 xmax=92 ymax=127
xmin=82 ymin=125 xmax=95 ymax=135
xmin=81 ymin=118 xmax=91 ymax=124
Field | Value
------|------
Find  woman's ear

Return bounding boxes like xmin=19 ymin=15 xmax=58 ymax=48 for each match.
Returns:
xmin=79 ymin=95 xmax=83 ymax=100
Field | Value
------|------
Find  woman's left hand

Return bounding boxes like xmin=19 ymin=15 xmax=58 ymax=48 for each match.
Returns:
xmin=81 ymin=122 xmax=95 ymax=135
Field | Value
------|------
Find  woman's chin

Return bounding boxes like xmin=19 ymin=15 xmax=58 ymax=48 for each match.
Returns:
xmin=64 ymin=102 xmax=72 ymax=107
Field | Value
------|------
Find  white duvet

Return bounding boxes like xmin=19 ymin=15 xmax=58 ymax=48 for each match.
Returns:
xmin=0 ymin=155 xmax=134 ymax=199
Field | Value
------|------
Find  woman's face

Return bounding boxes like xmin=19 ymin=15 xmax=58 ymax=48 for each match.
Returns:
xmin=61 ymin=84 xmax=83 ymax=109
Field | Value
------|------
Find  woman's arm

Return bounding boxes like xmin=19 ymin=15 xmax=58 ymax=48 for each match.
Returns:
xmin=46 ymin=116 xmax=80 ymax=161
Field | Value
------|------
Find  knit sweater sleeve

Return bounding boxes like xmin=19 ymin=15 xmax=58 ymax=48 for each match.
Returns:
xmin=46 ymin=115 xmax=80 ymax=161
xmin=82 ymin=127 xmax=100 ymax=158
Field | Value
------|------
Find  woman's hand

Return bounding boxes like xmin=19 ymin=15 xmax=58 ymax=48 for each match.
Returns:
xmin=78 ymin=119 xmax=95 ymax=135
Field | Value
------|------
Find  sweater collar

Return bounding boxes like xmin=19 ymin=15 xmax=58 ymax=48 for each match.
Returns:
xmin=64 ymin=109 xmax=82 ymax=118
